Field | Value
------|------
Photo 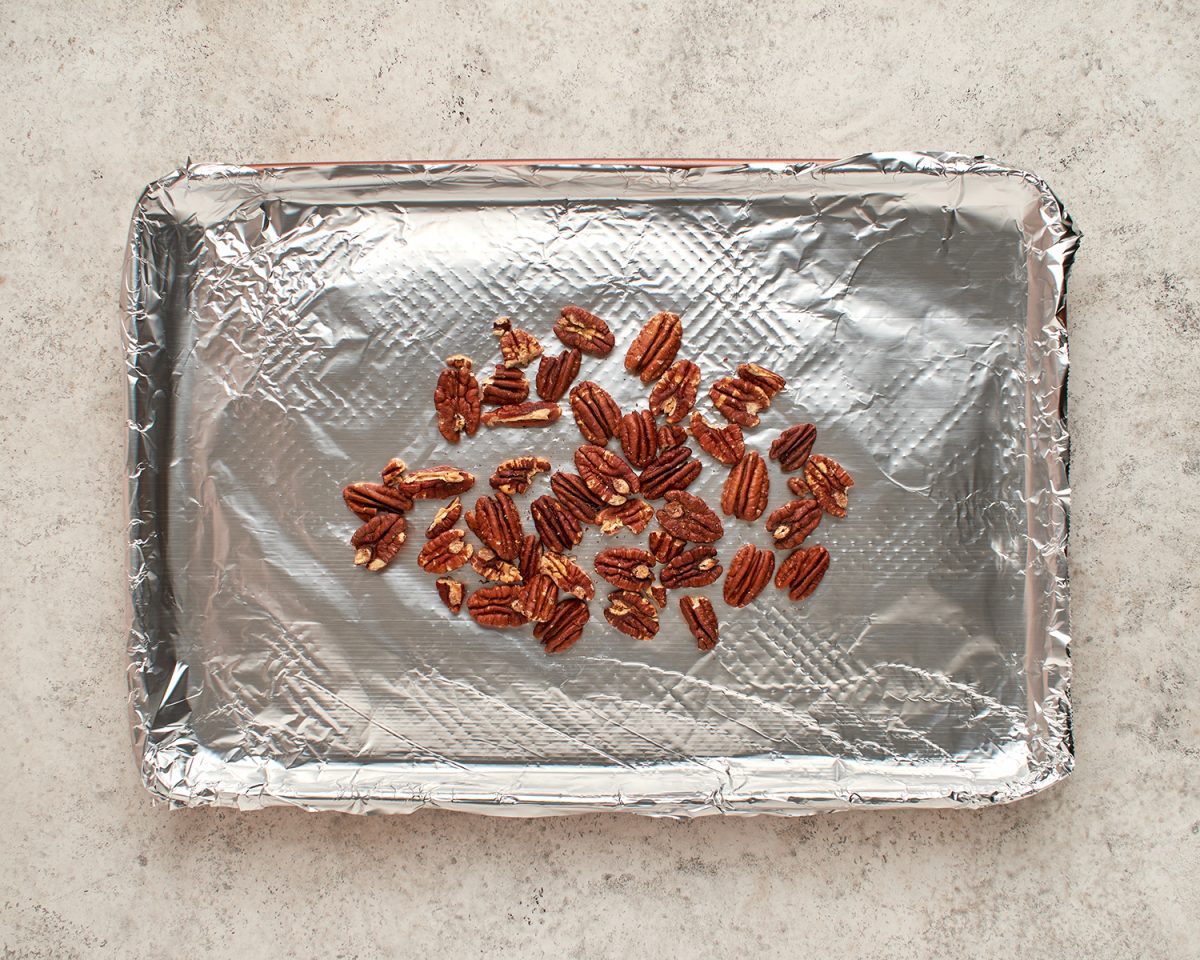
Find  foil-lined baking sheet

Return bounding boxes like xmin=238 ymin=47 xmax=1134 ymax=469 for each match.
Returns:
xmin=123 ymin=154 xmax=1077 ymax=815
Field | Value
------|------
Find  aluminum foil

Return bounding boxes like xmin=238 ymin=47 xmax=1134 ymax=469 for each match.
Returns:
xmin=123 ymin=154 xmax=1078 ymax=815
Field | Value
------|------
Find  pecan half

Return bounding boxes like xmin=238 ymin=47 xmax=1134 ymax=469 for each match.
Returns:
xmin=618 ymin=409 xmax=658 ymax=469
xmin=679 ymin=596 xmax=719 ymax=651
xmin=648 ymin=531 xmax=687 ymax=564
xmin=468 ymin=585 xmax=529 ymax=628
xmin=550 ymin=471 xmax=605 ymax=525
xmin=470 ymin=547 xmax=523 ymax=584
xmin=659 ymin=545 xmax=722 ymax=589
xmin=417 ymin=528 xmax=473 ymax=573
xmin=736 ymin=362 xmax=786 ymax=399
xmin=721 ymin=451 xmax=769 ymax=521
xmin=534 ymin=597 xmax=590 ymax=653
xmin=723 ymin=544 xmax=776 ymax=608
xmin=351 ymin=513 xmax=407 ymax=571
xmin=804 ymin=455 xmax=854 ymax=518
xmin=513 ymin=573 xmax=559 ymax=623
xmin=594 ymin=547 xmax=656 ymax=591
xmin=436 ymin=576 xmax=465 ymax=614
xmin=554 ymin=305 xmax=615 ymax=357
xmin=380 ymin=458 xmax=407 ymax=487
xmin=465 ymin=492 xmax=524 ymax=560
xmin=648 ymin=584 xmax=668 ymax=609
xmin=575 ymin=445 xmax=639 ymax=505
xmin=535 ymin=348 xmax=582 ymax=402
xmin=394 ymin=466 xmax=476 ymax=500
xmin=493 ymin=316 xmax=543 ymax=368
xmin=569 ymin=380 xmax=622 ymax=446
xmin=775 ymin=545 xmax=830 ymax=601
xmin=530 ymin=494 xmax=583 ymax=553
xmin=710 ymin=376 xmax=771 ymax=428
xmin=539 ymin=552 xmax=596 ymax=601
xmin=689 ymin=411 xmax=745 ymax=466
xmin=434 ymin=355 xmax=481 ymax=443
xmin=648 ymin=359 xmax=701 ymax=423
xmin=517 ymin=534 xmax=544 ymax=582
xmin=490 ymin=456 xmax=551 ymax=495
xmin=480 ymin=365 xmax=529 ymax=405
xmin=605 ymin=590 xmax=659 ymax=640
xmin=596 ymin=499 xmax=654 ymax=535
xmin=657 ymin=423 xmax=687 ymax=450
xmin=656 ymin=490 xmax=724 ymax=543
xmin=480 ymin=401 xmax=562 ymax=428
xmin=766 ymin=498 xmax=823 ymax=549
xmin=343 ymin=482 xmax=414 ymax=521
xmin=426 ymin=497 xmax=463 ymax=539
xmin=625 ymin=311 xmax=682 ymax=384
xmin=769 ymin=423 xmax=817 ymax=472
xmin=638 ymin=445 xmax=702 ymax=500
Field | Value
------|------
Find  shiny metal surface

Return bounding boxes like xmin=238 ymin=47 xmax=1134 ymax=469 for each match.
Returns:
xmin=123 ymin=154 xmax=1078 ymax=815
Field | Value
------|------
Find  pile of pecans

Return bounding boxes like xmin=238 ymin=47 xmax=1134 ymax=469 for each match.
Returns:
xmin=341 ymin=305 xmax=853 ymax=654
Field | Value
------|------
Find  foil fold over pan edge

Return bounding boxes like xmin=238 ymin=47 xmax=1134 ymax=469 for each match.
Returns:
xmin=123 ymin=153 xmax=1079 ymax=816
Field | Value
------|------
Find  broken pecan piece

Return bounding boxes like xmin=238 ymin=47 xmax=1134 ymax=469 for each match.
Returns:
xmin=769 ymin=423 xmax=817 ymax=472
xmin=804 ymin=455 xmax=854 ymax=518
xmin=656 ymin=490 xmax=724 ymax=543
xmin=350 ymin=513 xmax=407 ymax=571
xmin=468 ymin=585 xmax=529 ymax=628
xmin=480 ymin=401 xmax=562 ymax=428
xmin=596 ymin=499 xmax=654 ymax=535
xmin=689 ymin=411 xmax=745 ymax=466
xmin=513 ymin=573 xmax=559 ymax=623
xmin=539 ymin=552 xmax=596 ymax=600
xmin=517 ymin=534 xmax=544 ymax=582
xmin=470 ymin=547 xmax=523 ymax=584
xmin=723 ymin=544 xmax=776 ymax=608
xmin=569 ymin=380 xmax=622 ymax=446
xmin=535 ymin=348 xmax=582 ymax=402
xmin=710 ymin=376 xmax=771 ymax=428
xmin=534 ymin=597 xmax=590 ymax=653
xmin=436 ymin=576 xmax=465 ymax=615
xmin=465 ymin=492 xmax=524 ymax=560
xmin=648 ymin=584 xmax=668 ymax=609
xmin=648 ymin=531 xmax=687 ymax=564
xmin=605 ymin=590 xmax=659 ymax=640
xmin=480 ymin=365 xmax=529 ymax=405
xmin=638 ymin=445 xmax=702 ymax=500
xmin=530 ymin=495 xmax=584 ymax=553
xmin=659 ymin=545 xmax=722 ymax=589
xmin=434 ymin=354 xmax=481 ymax=444
xmin=736 ymin=362 xmax=786 ymax=399
xmin=679 ymin=596 xmax=719 ymax=651
xmin=426 ymin=497 xmax=463 ymax=539
xmin=380 ymin=458 xmax=407 ymax=487
xmin=343 ymin=482 xmax=414 ymax=521
xmin=575 ymin=445 xmax=639 ymax=505
xmin=721 ymin=451 xmax=770 ymax=521
xmin=489 ymin=456 xmax=551 ymax=495
xmin=775 ymin=545 xmax=830 ymax=601
xmin=625 ymin=311 xmax=682 ymax=384
xmin=554 ymin=305 xmax=615 ymax=357
xmin=657 ymin=423 xmax=687 ymax=450
xmin=648 ymin=359 xmax=701 ymax=423
xmin=594 ymin=547 xmax=656 ymax=591
xmin=394 ymin=466 xmax=476 ymax=500
xmin=417 ymin=528 xmax=473 ymax=573
xmin=493 ymin=316 xmax=543 ymax=368
xmin=765 ymin=498 xmax=823 ymax=549
xmin=618 ymin=409 xmax=658 ymax=469
xmin=787 ymin=475 xmax=809 ymax=498
xmin=550 ymin=471 xmax=605 ymax=525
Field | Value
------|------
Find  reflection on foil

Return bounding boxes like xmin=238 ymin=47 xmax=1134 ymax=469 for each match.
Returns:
xmin=124 ymin=154 xmax=1078 ymax=815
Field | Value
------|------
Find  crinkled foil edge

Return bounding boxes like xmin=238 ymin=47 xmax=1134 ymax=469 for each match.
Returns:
xmin=123 ymin=153 xmax=1078 ymax=816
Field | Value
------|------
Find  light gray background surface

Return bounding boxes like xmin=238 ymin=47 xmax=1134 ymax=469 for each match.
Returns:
xmin=0 ymin=1 xmax=1195 ymax=957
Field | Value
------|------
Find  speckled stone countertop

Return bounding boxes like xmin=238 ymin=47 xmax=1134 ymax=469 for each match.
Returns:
xmin=1 ymin=2 xmax=1196 ymax=957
